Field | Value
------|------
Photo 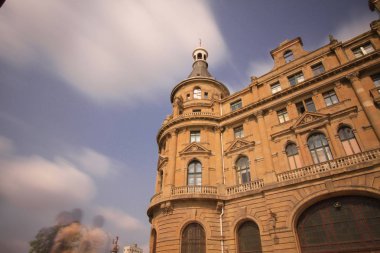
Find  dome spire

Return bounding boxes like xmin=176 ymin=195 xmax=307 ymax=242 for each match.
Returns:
xmin=187 ymin=42 xmax=213 ymax=78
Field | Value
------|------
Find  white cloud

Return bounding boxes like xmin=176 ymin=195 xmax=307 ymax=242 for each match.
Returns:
xmin=0 ymin=0 xmax=228 ymax=105
xmin=246 ymin=58 xmax=274 ymax=78
xmin=0 ymin=155 xmax=96 ymax=210
xmin=98 ymin=206 xmax=143 ymax=231
xmin=0 ymin=135 xmax=14 ymax=154
xmin=69 ymin=147 xmax=119 ymax=177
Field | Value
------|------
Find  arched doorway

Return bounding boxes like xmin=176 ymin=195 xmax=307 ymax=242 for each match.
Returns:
xmin=237 ymin=220 xmax=262 ymax=253
xmin=297 ymin=195 xmax=380 ymax=252
xmin=181 ymin=223 xmax=205 ymax=253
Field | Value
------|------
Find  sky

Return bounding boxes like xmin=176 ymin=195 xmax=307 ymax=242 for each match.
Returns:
xmin=0 ymin=1 xmax=377 ymax=252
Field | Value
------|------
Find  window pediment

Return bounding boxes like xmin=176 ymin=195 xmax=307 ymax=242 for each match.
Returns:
xmin=292 ymin=112 xmax=328 ymax=133
xmin=179 ymin=143 xmax=211 ymax=156
xmin=225 ymin=139 xmax=255 ymax=155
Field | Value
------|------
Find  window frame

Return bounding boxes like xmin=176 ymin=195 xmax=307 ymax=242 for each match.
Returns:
xmin=236 ymin=156 xmax=251 ymax=184
xmin=288 ymin=71 xmax=305 ymax=86
xmin=277 ymin=108 xmax=289 ymax=124
xmin=285 ymin=143 xmax=302 ymax=170
xmin=352 ymin=42 xmax=375 ymax=58
xmin=230 ymin=99 xmax=242 ymax=112
xmin=311 ymin=62 xmax=325 ymax=76
xmin=234 ymin=125 xmax=244 ymax=139
xmin=187 ymin=160 xmax=202 ymax=186
xmin=372 ymin=73 xmax=380 ymax=88
xmin=323 ymin=90 xmax=339 ymax=107
xmin=307 ymin=133 xmax=333 ymax=164
xmin=338 ymin=126 xmax=361 ymax=155
xmin=284 ymin=50 xmax=294 ymax=63
xmin=271 ymin=82 xmax=282 ymax=94
xmin=193 ymin=88 xmax=202 ymax=99
xmin=190 ymin=130 xmax=201 ymax=143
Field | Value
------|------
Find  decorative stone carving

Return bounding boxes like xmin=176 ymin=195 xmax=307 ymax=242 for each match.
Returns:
xmin=225 ymin=139 xmax=255 ymax=155
xmin=179 ymin=142 xmax=211 ymax=156
xmin=160 ymin=201 xmax=173 ymax=215
xmin=157 ymin=155 xmax=168 ymax=169
xmin=346 ymin=72 xmax=360 ymax=83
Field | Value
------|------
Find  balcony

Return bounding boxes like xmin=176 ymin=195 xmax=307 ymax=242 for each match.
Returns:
xmin=370 ymin=87 xmax=380 ymax=106
xmin=276 ymin=148 xmax=380 ymax=182
xmin=226 ymin=179 xmax=264 ymax=195
xmin=171 ymin=185 xmax=218 ymax=196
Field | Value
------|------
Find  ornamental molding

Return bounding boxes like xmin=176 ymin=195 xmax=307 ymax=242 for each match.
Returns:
xmin=225 ymin=139 xmax=255 ymax=155
xmin=292 ymin=112 xmax=328 ymax=131
xmin=157 ymin=155 xmax=168 ymax=170
xmin=179 ymin=142 xmax=211 ymax=156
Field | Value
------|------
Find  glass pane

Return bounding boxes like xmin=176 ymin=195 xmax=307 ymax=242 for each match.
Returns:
xmin=342 ymin=141 xmax=353 ymax=156
xmin=238 ymin=221 xmax=262 ymax=253
xmin=325 ymin=147 xmax=333 ymax=160
xmin=316 ymin=148 xmax=327 ymax=162
xmin=349 ymin=139 xmax=361 ymax=154
xmin=311 ymin=150 xmax=319 ymax=164
xmin=289 ymin=156 xmax=297 ymax=170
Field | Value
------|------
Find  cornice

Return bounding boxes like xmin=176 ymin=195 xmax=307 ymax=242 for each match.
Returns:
xmin=157 ymin=51 xmax=380 ymax=143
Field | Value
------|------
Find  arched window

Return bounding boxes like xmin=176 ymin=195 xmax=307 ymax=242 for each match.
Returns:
xmin=181 ymin=223 xmax=205 ymax=253
xmin=285 ymin=143 xmax=302 ymax=170
xmin=236 ymin=156 xmax=251 ymax=184
xmin=237 ymin=221 xmax=262 ymax=253
xmin=188 ymin=160 xmax=202 ymax=186
xmin=338 ymin=126 xmax=361 ymax=155
xmin=297 ymin=196 xmax=380 ymax=253
xmin=150 ymin=229 xmax=157 ymax=253
xmin=197 ymin=53 xmax=203 ymax=60
xmin=307 ymin=133 xmax=333 ymax=164
xmin=284 ymin=50 xmax=294 ymax=63
xmin=193 ymin=88 xmax=202 ymax=99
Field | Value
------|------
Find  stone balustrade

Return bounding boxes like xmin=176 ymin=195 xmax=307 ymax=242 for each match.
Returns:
xmin=226 ymin=179 xmax=264 ymax=195
xmin=276 ymin=148 xmax=380 ymax=182
xmin=171 ymin=185 xmax=218 ymax=196
xmin=150 ymin=192 xmax=162 ymax=205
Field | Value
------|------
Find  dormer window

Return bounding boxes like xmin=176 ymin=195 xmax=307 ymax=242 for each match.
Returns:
xmin=193 ymin=88 xmax=201 ymax=99
xmin=284 ymin=50 xmax=294 ymax=63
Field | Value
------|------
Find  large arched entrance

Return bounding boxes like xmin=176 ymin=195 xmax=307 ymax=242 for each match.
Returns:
xmin=181 ymin=223 xmax=205 ymax=253
xmin=297 ymin=195 xmax=380 ymax=253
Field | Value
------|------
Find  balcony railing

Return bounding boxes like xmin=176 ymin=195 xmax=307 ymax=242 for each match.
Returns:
xmin=150 ymin=192 xmax=162 ymax=205
xmin=226 ymin=179 xmax=264 ymax=195
xmin=171 ymin=185 xmax=217 ymax=196
xmin=276 ymin=148 xmax=380 ymax=182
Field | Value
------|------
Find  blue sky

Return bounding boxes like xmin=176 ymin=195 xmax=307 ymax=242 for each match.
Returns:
xmin=0 ymin=1 xmax=377 ymax=252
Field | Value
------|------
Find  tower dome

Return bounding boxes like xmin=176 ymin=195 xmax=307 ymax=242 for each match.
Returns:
xmin=188 ymin=47 xmax=213 ymax=78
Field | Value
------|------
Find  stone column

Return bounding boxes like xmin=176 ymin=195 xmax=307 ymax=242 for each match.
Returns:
xmin=347 ymin=72 xmax=380 ymax=141
xmin=214 ymin=126 xmax=224 ymax=186
xmin=295 ymin=133 xmax=309 ymax=166
xmin=256 ymin=111 xmax=276 ymax=183
xmin=164 ymin=129 xmax=178 ymax=197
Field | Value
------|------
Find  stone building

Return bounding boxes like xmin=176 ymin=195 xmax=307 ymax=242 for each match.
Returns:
xmin=124 ymin=243 xmax=143 ymax=253
xmin=147 ymin=18 xmax=380 ymax=253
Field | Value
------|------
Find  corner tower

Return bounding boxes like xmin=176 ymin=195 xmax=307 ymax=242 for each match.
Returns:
xmin=148 ymin=47 xmax=229 ymax=252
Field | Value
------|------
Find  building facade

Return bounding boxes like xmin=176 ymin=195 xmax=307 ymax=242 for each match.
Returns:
xmin=124 ymin=243 xmax=143 ymax=253
xmin=147 ymin=19 xmax=380 ymax=253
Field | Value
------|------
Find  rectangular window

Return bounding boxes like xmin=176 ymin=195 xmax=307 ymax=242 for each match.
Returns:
xmin=192 ymin=109 xmax=201 ymax=113
xmin=296 ymin=98 xmax=316 ymax=115
xmin=372 ymin=73 xmax=380 ymax=88
xmin=305 ymin=98 xmax=316 ymax=112
xmin=230 ymin=99 xmax=242 ymax=111
xmin=234 ymin=126 xmax=244 ymax=139
xmin=311 ymin=63 xmax=325 ymax=76
xmin=277 ymin=108 xmax=289 ymax=123
xmin=190 ymin=130 xmax=200 ymax=143
xmin=288 ymin=72 xmax=305 ymax=86
xmin=352 ymin=42 xmax=374 ymax=58
xmin=271 ymin=82 xmax=282 ymax=94
xmin=323 ymin=90 xmax=339 ymax=106
xmin=296 ymin=101 xmax=305 ymax=114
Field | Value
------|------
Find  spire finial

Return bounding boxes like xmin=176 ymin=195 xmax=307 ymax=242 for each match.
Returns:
xmin=199 ymin=38 xmax=202 ymax=47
